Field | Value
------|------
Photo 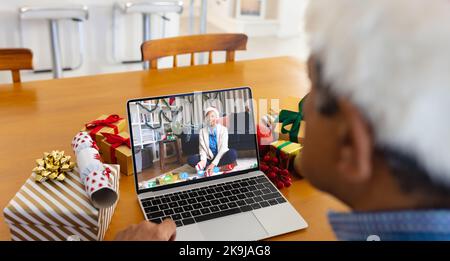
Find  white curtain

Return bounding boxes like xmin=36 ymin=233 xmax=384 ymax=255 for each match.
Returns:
xmin=180 ymin=89 xmax=252 ymax=134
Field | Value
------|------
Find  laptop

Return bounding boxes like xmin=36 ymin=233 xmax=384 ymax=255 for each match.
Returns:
xmin=127 ymin=87 xmax=307 ymax=241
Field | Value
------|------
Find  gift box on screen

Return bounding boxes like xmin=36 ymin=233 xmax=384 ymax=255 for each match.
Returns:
xmin=269 ymin=140 xmax=302 ymax=170
xmin=82 ymin=114 xmax=127 ymax=144
xmin=2 ymin=164 xmax=120 ymax=241
xmin=98 ymin=132 xmax=133 ymax=176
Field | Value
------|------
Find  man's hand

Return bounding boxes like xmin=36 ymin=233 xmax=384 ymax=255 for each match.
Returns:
xmin=205 ymin=163 xmax=216 ymax=176
xmin=114 ymin=219 xmax=176 ymax=241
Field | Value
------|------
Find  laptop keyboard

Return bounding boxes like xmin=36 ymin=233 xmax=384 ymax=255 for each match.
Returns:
xmin=140 ymin=175 xmax=287 ymax=227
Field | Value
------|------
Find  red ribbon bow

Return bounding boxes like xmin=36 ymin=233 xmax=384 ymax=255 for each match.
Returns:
xmin=103 ymin=167 xmax=112 ymax=179
xmin=101 ymin=132 xmax=131 ymax=164
xmin=85 ymin=115 xmax=123 ymax=140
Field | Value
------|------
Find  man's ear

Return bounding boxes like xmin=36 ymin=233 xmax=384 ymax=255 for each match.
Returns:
xmin=336 ymin=98 xmax=373 ymax=183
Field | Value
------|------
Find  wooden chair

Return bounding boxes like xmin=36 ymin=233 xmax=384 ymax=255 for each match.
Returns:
xmin=141 ymin=33 xmax=248 ymax=69
xmin=0 ymin=48 xmax=33 ymax=83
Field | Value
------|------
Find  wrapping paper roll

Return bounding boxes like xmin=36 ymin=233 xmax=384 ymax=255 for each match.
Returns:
xmin=73 ymin=132 xmax=118 ymax=209
xmin=72 ymin=132 xmax=99 ymax=154
xmin=84 ymin=166 xmax=118 ymax=209
xmin=76 ymin=147 xmax=104 ymax=183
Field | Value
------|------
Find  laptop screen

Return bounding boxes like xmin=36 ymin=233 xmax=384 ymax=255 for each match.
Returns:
xmin=128 ymin=87 xmax=259 ymax=192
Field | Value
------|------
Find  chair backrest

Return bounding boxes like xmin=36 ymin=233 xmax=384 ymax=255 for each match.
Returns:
xmin=0 ymin=48 xmax=33 ymax=83
xmin=141 ymin=33 xmax=248 ymax=69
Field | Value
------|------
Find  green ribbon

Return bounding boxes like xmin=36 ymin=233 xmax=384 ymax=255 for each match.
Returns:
xmin=278 ymin=94 xmax=308 ymax=143
xmin=275 ymin=141 xmax=292 ymax=157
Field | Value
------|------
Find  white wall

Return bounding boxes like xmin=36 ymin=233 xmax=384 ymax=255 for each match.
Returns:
xmin=205 ymin=0 xmax=308 ymax=38
xmin=277 ymin=0 xmax=309 ymax=38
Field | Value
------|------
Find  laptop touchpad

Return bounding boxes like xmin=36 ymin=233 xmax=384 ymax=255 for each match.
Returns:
xmin=198 ymin=212 xmax=268 ymax=241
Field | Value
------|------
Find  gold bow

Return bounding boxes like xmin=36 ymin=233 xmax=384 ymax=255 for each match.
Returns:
xmin=33 ymin=151 xmax=75 ymax=183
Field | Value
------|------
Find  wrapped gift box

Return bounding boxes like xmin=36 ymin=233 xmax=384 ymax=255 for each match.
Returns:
xmin=270 ymin=140 xmax=303 ymax=170
xmin=270 ymin=96 xmax=306 ymax=144
xmin=3 ymin=164 xmax=120 ymax=241
xmin=82 ymin=114 xmax=127 ymax=144
xmin=99 ymin=132 xmax=133 ymax=176
xmin=274 ymin=120 xmax=306 ymax=144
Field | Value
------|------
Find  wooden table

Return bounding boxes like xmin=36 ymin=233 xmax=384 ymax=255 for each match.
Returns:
xmin=0 ymin=57 xmax=348 ymax=241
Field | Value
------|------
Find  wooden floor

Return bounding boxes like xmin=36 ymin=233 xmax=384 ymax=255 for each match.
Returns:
xmin=139 ymin=156 xmax=189 ymax=182
xmin=138 ymin=150 xmax=257 ymax=183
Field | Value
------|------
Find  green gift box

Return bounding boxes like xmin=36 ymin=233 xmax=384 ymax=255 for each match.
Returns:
xmin=274 ymin=95 xmax=307 ymax=144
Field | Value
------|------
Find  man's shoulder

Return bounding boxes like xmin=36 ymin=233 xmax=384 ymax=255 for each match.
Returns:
xmin=328 ymin=210 xmax=450 ymax=241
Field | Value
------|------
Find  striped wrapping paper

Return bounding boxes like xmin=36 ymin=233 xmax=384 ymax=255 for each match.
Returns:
xmin=3 ymin=164 xmax=120 ymax=241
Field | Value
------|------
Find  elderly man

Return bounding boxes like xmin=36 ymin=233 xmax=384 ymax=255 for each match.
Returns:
xmin=115 ymin=0 xmax=450 ymax=240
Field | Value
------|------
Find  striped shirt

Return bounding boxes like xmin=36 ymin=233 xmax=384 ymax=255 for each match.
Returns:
xmin=328 ymin=210 xmax=450 ymax=241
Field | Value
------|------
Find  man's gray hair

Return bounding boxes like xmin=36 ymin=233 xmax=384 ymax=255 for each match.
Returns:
xmin=306 ymin=0 xmax=450 ymax=188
